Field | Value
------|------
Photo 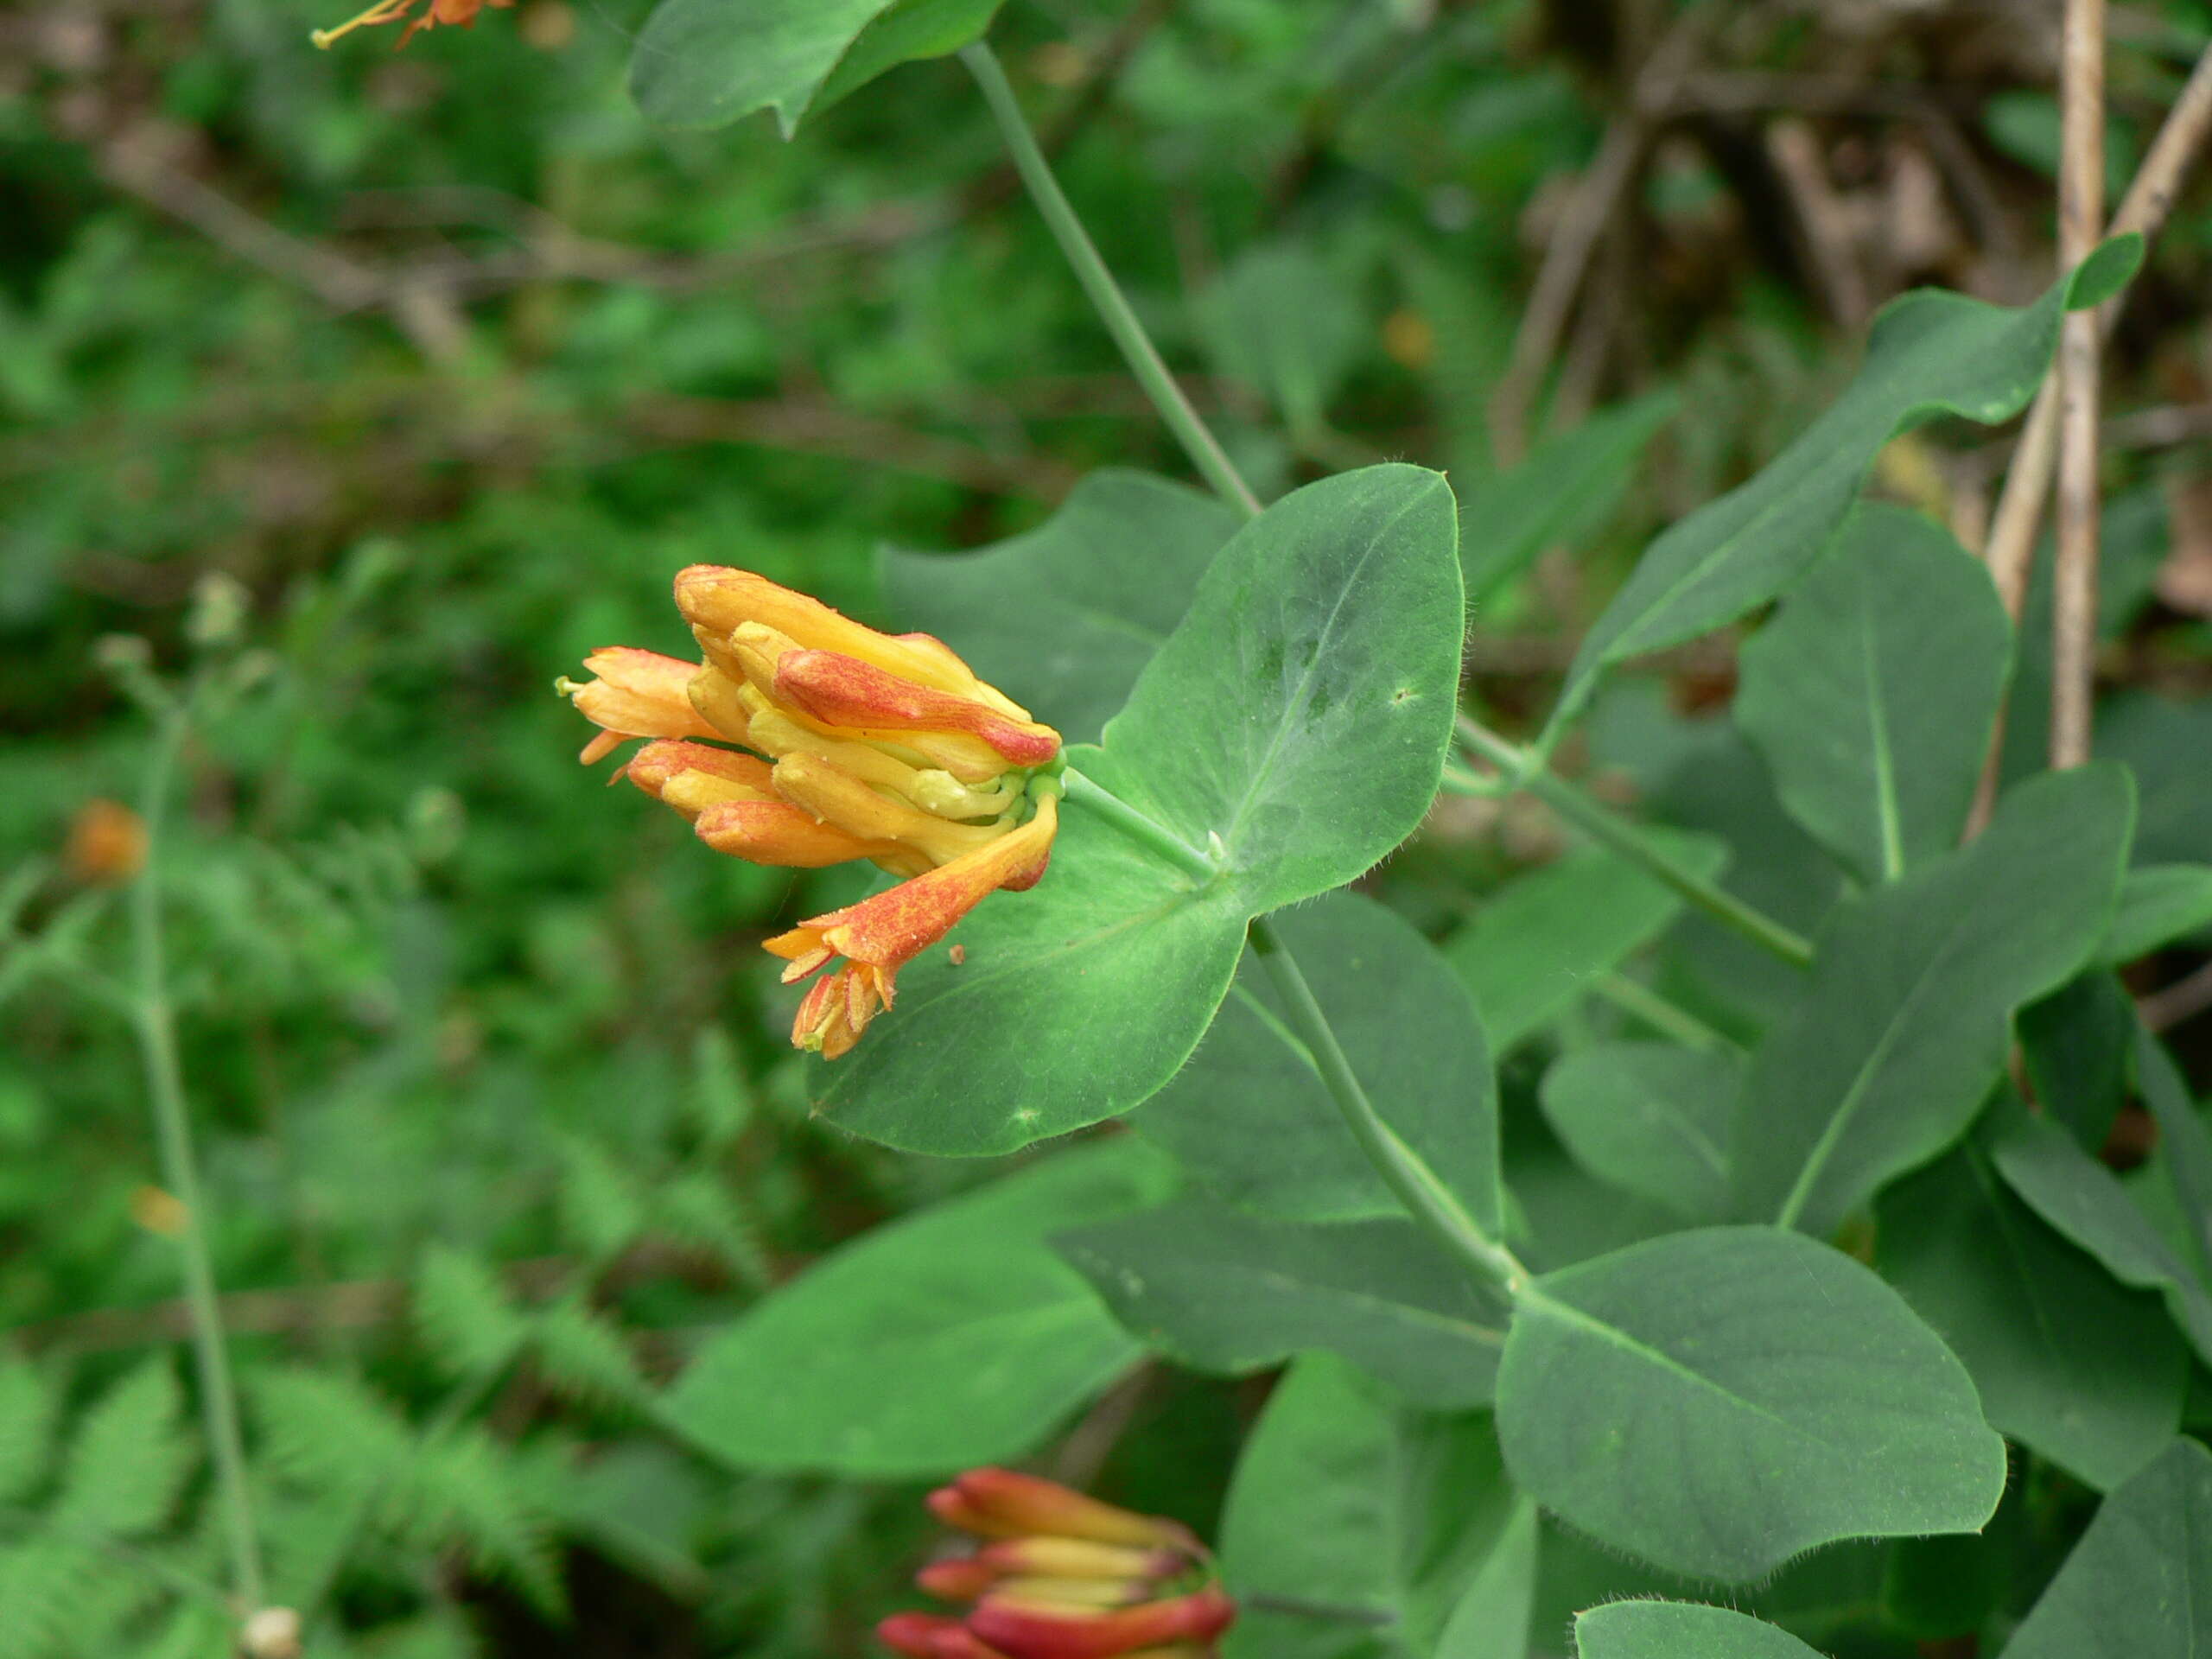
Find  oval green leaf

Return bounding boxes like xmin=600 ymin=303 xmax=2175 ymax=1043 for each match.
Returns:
xmin=1496 ymin=1225 xmax=2006 ymax=1583
xmin=661 ymin=1141 xmax=1170 ymax=1477
xmin=1735 ymin=505 xmax=2012 ymax=885
xmin=1574 ymin=1602 xmax=1827 ymax=1659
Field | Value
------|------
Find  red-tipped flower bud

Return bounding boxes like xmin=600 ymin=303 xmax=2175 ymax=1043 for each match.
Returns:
xmin=951 ymin=1471 xmax=1199 ymax=1554
xmin=966 ymin=1586 xmax=1236 ymax=1659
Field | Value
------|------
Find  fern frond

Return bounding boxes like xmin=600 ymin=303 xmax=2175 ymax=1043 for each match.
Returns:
xmin=527 ymin=1297 xmax=649 ymax=1414
xmin=0 ymin=1538 xmax=105 ymax=1659
xmin=411 ymin=1249 xmax=529 ymax=1382
xmin=51 ymin=1360 xmax=192 ymax=1540
xmin=688 ymin=1026 xmax=756 ymax=1150
xmin=554 ymin=1136 xmax=646 ymax=1266
xmin=399 ymin=1430 xmax=564 ymax=1619
xmin=655 ymin=1170 xmax=771 ymax=1287
xmin=251 ymin=1367 xmax=410 ymax=1500
xmin=0 ymin=1362 xmax=59 ymax=1505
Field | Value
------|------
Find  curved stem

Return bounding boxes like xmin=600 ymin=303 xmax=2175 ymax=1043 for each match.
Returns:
xmin=130 ymin=708 xmax=264 ymax=1618
xmin=1457 ymin=716 xmax=1816 ymax=970
xmin=1248 ymin=917 xmax=1529 ymax=1298
xmin=960 ymin=41 xmax=1263 ymax=520
xmin=1059 ymin=767 xmax=1220 ymax=880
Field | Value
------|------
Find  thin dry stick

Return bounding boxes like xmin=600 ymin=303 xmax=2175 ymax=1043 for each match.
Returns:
xmin=2050 ymin=0 xmax=2107 ymax=769
xmin=1964 ymin=38 xmax=2212 ymax=827
xmin=1982 ymin=38 xmax=2212 ymax=617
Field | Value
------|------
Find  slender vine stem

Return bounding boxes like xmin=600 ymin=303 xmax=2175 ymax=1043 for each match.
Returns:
xmin=1248 ymin=918 xmax=1529 ymax=1298
xmin=130 ymin=706 xmax=265 ymax=1618
xmin=1592 ymin=972 xmax=1739 ymax=1055
xmin=959 ymin=41 xmax=1262 ymax=518
xmin=1456 ymin=716 xmax=1816 ymax=969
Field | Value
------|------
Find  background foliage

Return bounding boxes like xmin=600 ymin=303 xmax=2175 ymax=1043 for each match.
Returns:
xmin=6 ymin=0 xmax=2212 ymax=1654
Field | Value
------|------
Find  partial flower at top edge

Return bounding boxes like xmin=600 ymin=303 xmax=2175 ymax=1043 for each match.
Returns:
xmin=879 ymin=1468 xmax=1233 ymax=1659
xmin=562 ymin=566 xmax=1064 ymax=1060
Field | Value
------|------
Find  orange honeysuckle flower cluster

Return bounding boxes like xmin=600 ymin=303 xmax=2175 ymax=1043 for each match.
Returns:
xmin=880 ymin=1469 xmax=1236 ymax=1659
xmin=311 ymin=0 xmax=512 ymax=49
xmin=563 ymin=567 xmax=1064 ymax=1058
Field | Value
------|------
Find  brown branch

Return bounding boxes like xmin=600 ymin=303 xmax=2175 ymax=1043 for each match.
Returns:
xmin=2050 ymin=0 xmax=2107 ymax=770
xmin=2142 ymin=958 xmax=2212 ymax=1033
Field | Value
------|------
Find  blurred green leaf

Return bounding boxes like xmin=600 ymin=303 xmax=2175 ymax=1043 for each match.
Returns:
xmin=1445 ymin=833 xmax=1727 ymax=1052
xmin=663 ymin=1140 xmax=1172 ymax=1477
xmin=1459 ymin=394 xmax=1675 ymax=606
xmin=631 ymin=0 xmax=1005 ymax=136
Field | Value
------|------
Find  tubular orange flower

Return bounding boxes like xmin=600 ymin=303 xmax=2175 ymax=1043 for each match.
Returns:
xmin=559 ymin=649 xmax=720 ymax=765
xmin=311 ymin=0 xmax=512 ymax=48
xmin=565 ymin=566 xmax=1062 ymax=1058
xmin=887 ymin=1469 xmax=1230 ymax=1659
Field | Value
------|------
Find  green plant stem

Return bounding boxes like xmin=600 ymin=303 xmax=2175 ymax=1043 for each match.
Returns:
xmin=1059 ymin=767 xmax=1219 ymax=880
xmin=960 ymin=41 xmax=1263 ymax=520
xmin=130 ymin=709 xmax=264 ymax=1618
xmin=1592 ymin=972 xmax=1739 ymax=1054
xmin=1248 ymin=917 xmax=1530 ymax=1298
xmin=1456 ymin=716 xmax=1816 ymax=970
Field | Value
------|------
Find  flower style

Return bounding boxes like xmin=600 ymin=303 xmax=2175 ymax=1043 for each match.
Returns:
xmin=880 ymin=1469 xmax=1236 ymax=1659
xmin=311 ymin=0 xmax=512 ymax=49
xmin=563 ymin=567 xmax=1064 ymax=1058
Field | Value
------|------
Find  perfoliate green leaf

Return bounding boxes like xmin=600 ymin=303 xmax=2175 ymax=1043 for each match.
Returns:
xmin=1445 ymin=833 xmax=1727 ymax=1052
xmin=883 ymin=470 xmax=1240 ymax=746
xmin=663 ymin=1141 xmax=1171 ymax=1478
xmin=2005 ymin=1438 xmax=2212 ymax=1657
xmin=2099 ymin=863 xmax=2212 ymax=964
xmin=1497 ymin=1226 xmax=2005 ymax=1583
xmin=1734 ymin=505 xmax=2012 ymax=884
xmin=1732 ymin=763 xmax=2133 ymax=1235
xmin=822 ymin=466 xmax=1464 ymax=1154
xmin=1097 ymin=464 xmax=1465 ymax=912
xmin=1546 ymin=237 xmax=2142 ymax=738
xmin=1540 ymin=1042 xmax=1739 ymax=1224
xmin=1992 ymin=1114 xmax=2212 ymax=1370
xmin=630 ymin=0 xmax=1004 ymax=136
xmin=1135 ymin=892 xmax=1499 ymax=1227
xmin=817 ymin=800 xmax=1248 ymax=1154
xmin=1217 ymin=1355 xmax=1536 ymax=1659
xmin=1058 ymin=1202 xmax=1509 ymax=1408
xmin=1573 ymin=1601 xmax=1827 ymax=1659
xmin=1878 ymin=1122 xmax=2186 ymax=1491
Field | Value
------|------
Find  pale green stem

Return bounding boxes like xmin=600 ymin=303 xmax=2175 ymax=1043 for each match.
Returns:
xmin=960 ymin=41 xmax=1264 ymax=519
xmin=1248 ymin=916 xmax=1529 ymax=1298
xmin=1592 ymin=972 xmax=1739 ymax=1054
xmin=1456 ymin=715 xmax=1815 ymax=970
xmin=1058 ymin=767 xmax=1218 ymax=880
xmin=130 ymin=709 xmax=264 ymax=1618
